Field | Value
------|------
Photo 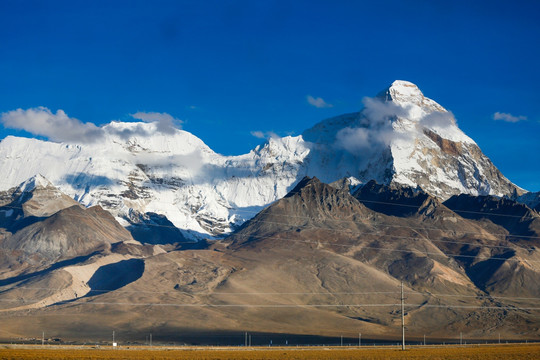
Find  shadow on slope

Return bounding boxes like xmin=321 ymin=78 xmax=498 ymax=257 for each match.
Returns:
xmin=352 ymin=180 xmax=431 ymax=217
xmin=86 ymin=259 xmax=145 ymax=296
xmin=64 ymin=173 xmax=116 ymax=192
xmin=0 ymin=214 xmax=47 ymax=233
xmin=444 ymin=194 xmax=540 ymax=243
xmin=0 ymin=251 xmax=100 ymax=287
xmin=126 ymin=211 xmax=191 ymax=245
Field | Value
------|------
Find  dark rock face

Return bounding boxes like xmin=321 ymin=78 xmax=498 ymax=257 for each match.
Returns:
xmin=444 ymin=194 xmax=540 ymax=242
xmin=352 ymin=180 xmax=431 ymax=217
xmin=424 ymin=129 xmax=462 ymax=156
xmin=126 ymin=210 xmax=190 ymax=245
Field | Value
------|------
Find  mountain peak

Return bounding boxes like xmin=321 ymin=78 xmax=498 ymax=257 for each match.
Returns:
xmin=284 ymin=176 xmax=321 ymax=197
xmin=16 ymin=174 xmax=55 ymax=193
xmin=378 ymin=80 xmax=424 ymax=105
xmin=389 ymin=79 xmax=421 ymax=94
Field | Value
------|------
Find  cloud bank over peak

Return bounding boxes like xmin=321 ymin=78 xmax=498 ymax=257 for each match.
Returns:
xmin=334 ymin=96 xmax=459 ymax=161
xmin=130 ymin=111 xmax=181 ymax=134
xmin=0 ymin=107 xmax=182 ymax=143
xmin=250 ymin=130 xmax=279 ymax=140
xmin=335 ymin=96 xmax=408 ymax=155
xmin=0 ymin=107 xmax=104 ymax=143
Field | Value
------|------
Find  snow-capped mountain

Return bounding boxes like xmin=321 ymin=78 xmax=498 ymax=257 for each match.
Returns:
xmin=0 ymin=126 xmax=305 ymax=239
xmin=301 ymin=81 xmax=522 ymax=199
xmin=0 ymin=80 xmax=525 ymax=239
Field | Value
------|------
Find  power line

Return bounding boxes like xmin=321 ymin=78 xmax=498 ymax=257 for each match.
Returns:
xmin=12 ymin=287 xmax=401 ymax=296
xmin=228 ymin=232 xmax=540 ymax=264
xmin=228 ymin=218 xmax=538 ymax=248
xmin=411 ymin=293 xmax=540 ymax=301
xmin=2 ymin=201 xmax=539 ymax=245
xmin=2 ymin=180 xmax=540 ymax=310
xmin=3 ymin=202 xmax=538 ymax=260
xmin=351 ymin=198 xmax=538 ymax=219
xmin=238 ymin=212 xmax=540 ymax=240
xmin=7 ymin=285 xmax=540 ymax=302
xmin=401 ymin=281 xmax=405 ymax=351
xmin=2 ymin=183 xmax=539 ymax=337
xmin=1 ymin=208 xmax=538 ymax=272
xmin=4 ymin=172 xmax=534 ymax=220
xmin=2 ymin=202 xmax=539 ymax=308
xmin=1 ymin=179 xmax=538 ymax=235
xmin=1 ymin=298 xmax=539 ymax=311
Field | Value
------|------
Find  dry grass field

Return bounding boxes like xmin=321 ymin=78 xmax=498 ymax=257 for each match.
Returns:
xmin=0 ymin=344 xmax=539 ymax=360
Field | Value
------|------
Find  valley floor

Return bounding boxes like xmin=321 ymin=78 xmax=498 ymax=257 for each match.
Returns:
xmin=0 ymin=343 xmax=539 ymax=360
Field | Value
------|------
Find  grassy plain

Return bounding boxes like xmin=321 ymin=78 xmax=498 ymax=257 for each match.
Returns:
xmin=0 ymin=344 xmax=539 ymax=360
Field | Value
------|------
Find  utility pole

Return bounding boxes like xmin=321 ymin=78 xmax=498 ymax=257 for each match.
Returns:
xmin=42 ymin=331 xmax=44 ymax=346
xmin=424 ymin=334 xmax=426 ymax=346
xmin=113 ymin=330 xmax=115 ymax=348
xmin=359 ymin=333 xmax=361 ymax=347
xmin=460 ymin=332 xmax=462 ymax=346
xmin=341 ymin=335 xmax=343 ymax=347
xmin=401 ymin=281 xmax=405 ymax=351
xmin=150 ymin=333 xmax=152 ymax=347
xmin=245 ymin=332 xmax=248 ymax=347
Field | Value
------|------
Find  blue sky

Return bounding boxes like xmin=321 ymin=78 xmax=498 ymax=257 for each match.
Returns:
xmin=0 ymin=0 xmax=539 ymax=191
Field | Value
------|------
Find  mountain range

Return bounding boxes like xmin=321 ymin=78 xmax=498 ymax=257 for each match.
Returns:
xmin=0 ymin=80 xmax=532 ymax=241
xmin=0 ymin=80 xmax=538 ymax=343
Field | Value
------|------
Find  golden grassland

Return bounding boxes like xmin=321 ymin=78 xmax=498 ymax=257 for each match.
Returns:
xmin=0 ymin=344 xmax=539 ymax=360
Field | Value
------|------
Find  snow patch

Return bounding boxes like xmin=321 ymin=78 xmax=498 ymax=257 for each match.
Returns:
xmin=17 ymin=174 xmax=54 ymax=193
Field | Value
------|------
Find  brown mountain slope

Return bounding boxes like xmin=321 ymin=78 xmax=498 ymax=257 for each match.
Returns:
xmin=0 ymin=179 xmax=153 ymax=314
xmin=0 ymin=177 xmax=538 ymax=343
xmin=0 ymin=205 xmax=134 ymax=275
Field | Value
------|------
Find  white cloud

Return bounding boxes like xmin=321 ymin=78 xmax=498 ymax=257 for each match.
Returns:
xmin=250 ymin=130 xmax=279 ymax=140
xmin=0 ymin=107 xmax=104 ymax=143
xmin=335 ymin=97 xmax=401 ymax=155
xmin=334 ymin=96 xmax=417 ymax=166
xmin=130 ymin=111 xmax=181 ymax=134
xmin=335 ymin=127 xmax=371 ymax=152
xmin=105 ymin=122 xmax=150 ymax=139
xmin=307 ymin=95 xmax=333 ymax=108
xmin=419 ymin=110 xmax=457 ymax=129
xmin=251 ymin=131 xmax=265 ymax=139
xmin=493 ymin=112 xmax=527 ymax=123
xmin=334 ymin=96 xmax=463 ymax=164
xmin=0 ymin=107 xmax=184 ymax=144
xmin=361 ymin=96 xmax=410 ymax=123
